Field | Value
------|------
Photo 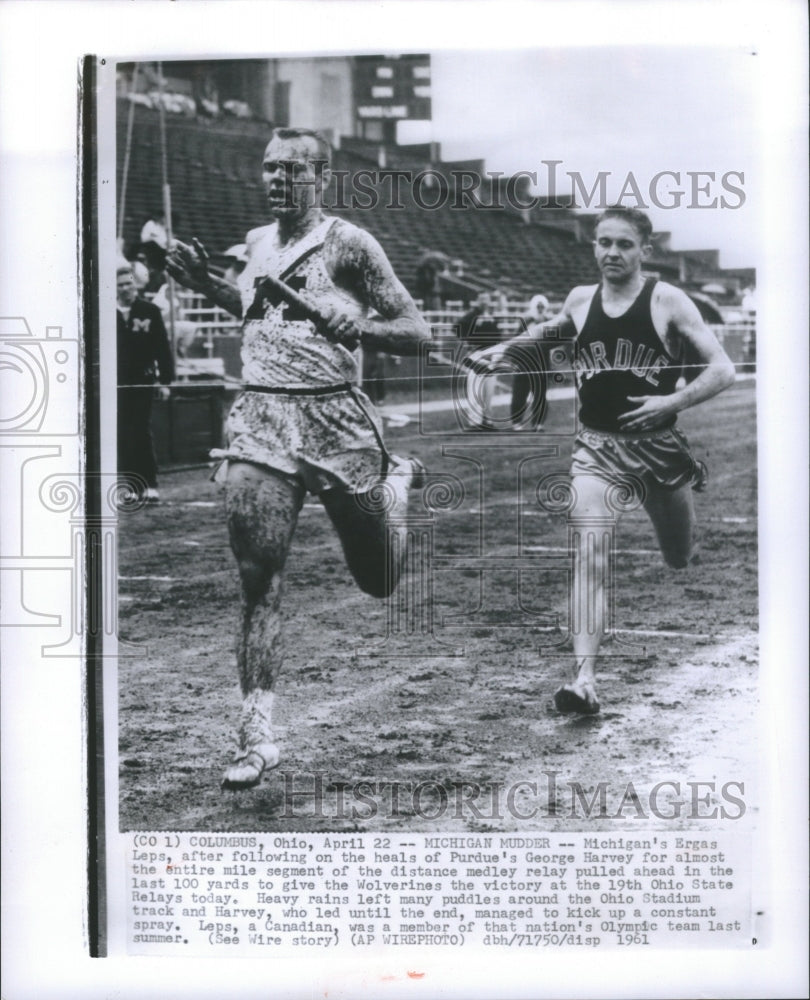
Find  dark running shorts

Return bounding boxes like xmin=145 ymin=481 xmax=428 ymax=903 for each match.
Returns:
xmin=571 ymin=425 xmax=704 ymax=491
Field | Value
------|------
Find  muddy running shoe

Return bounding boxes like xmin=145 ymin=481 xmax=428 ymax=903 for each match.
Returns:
xmin=554 ymin=681 xmax=601 ymax=716
xmin=221 ymin=743 xmax=280 ymax=791
xmin=222 ymin=689 xmax=279 ymax=790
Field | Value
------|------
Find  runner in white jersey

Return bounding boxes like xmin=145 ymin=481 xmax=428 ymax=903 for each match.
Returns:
xmin=167 ymin=128 xmax=429 ymax=789
xmin=238 ymin=214 xmax=364 ymax=388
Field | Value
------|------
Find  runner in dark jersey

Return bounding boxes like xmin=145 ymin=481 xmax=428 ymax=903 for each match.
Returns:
xmin=167 ymin=128 xmax=429 ymax=788
xmin=575 ymin=277 xmax=680 ymax=431
xmin=489 ymin=206 xmax=736 ymax=714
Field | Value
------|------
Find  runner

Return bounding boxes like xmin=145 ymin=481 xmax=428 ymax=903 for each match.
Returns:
xmin=492 ymin=206 xmax=736 ymax=713
xmin=167 ymin=127 xmax=429 ymax=787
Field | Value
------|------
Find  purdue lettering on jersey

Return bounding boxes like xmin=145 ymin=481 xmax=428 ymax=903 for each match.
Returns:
xmin=573 ymin=337 xmax=669 ymax=386
xmin=575 ymin=278 xmax=680 ymax=432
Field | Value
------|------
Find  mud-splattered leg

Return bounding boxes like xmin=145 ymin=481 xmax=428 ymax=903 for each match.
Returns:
xmin=221 ymin=461 xmax=304 ymax=789
xmin=321 ymin=456 xmax=421 ymax=599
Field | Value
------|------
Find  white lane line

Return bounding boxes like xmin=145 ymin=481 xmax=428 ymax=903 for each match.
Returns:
xmin=119 ymin=575 xmax=175 ymax=582
xmin=442 ymin=623 xmax=716 ymax=640
xmin=612 ymin=628 xmax=714 ymax=639
xmin=522 ymin=545 xmax=663 ymax=556
xmin=514 ymin=624 xmax=713 ymax=639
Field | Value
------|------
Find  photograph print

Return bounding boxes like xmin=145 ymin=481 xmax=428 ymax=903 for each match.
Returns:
xmin=110 ymin=47 xmax=759 ymax=835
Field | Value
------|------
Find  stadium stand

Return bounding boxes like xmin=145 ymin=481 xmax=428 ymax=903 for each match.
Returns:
xmin=117 ymin=102 xmax=604 ymax=300
xmin=116 ymin=101 xmax=755 ymax=466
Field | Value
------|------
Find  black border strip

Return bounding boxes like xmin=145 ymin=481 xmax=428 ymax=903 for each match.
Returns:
xmin=80 ymin=52 xmax=106 ymax=958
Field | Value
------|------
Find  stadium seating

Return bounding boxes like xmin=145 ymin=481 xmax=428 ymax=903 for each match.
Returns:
xmin=117 ymin=104 xmax=754 ymax=469
xmin=116 ymin=102 xmax=602 ymax=299
xmin=117 ymin=101 xmax=751 ymax=310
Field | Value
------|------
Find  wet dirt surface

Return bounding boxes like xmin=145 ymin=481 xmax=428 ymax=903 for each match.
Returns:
xmin=118 ymin=381 xmax=758 ymax=833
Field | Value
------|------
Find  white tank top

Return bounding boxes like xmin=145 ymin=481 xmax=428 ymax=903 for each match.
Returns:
xmin=237 ymin=216 xmax=364 ymax=388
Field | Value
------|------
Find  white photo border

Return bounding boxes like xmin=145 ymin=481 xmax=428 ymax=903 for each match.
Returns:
xmin=1 ymin=1 xmax=807 ymax=998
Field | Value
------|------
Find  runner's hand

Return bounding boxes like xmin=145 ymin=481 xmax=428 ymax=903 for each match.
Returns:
xmin=166 ymin=238 xmax=211 ymax=292
xmin=469 ymin=344 xmax=506 ymax=368
xmin=619 ymin=395 xmax=678 ymax=432
xmin=318 ymin=306 xmax=363 ymax=351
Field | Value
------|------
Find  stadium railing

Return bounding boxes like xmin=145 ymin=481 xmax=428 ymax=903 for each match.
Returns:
xmin=158 ymin=290 xmax=755 ymax=385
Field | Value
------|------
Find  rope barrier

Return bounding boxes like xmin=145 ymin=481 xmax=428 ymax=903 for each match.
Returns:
xmin=117 ymin=358 xmax=756 ymax=392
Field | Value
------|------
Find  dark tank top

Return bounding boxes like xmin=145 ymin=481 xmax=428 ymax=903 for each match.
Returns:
xmin=574 ymin=277 xmax=680 ymax=432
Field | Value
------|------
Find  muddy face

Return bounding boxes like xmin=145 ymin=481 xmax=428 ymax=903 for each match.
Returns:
xmin=261 ymin=135 xmax=331 ymax=220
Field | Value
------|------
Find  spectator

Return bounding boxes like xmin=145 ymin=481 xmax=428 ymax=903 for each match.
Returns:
xmin=140 ymin=210 xmax=167 ymax=263
xmin=415 ymin=250 xmax=450 ymax=311
xmin=458 ymin=292 xmax=503 ymax=431
xmin=152 ymin=279 xmax=198 ymax=357
xmin=510 ymin=293 xmax=553 ymax=429
xmin=131 ymin=256 xmax=151 ymax=292
xmin=740 ymin=285 xmax=757 ymax=313
xmin=139 ymin=210 xmax=180 ymax=272
xmin=223 ymin=244 xmax=248 ymax=286
xmin=116 ymin=249 xmax=149 ymax=292
xmin=117 ymin=264 xmax=175 ymax=503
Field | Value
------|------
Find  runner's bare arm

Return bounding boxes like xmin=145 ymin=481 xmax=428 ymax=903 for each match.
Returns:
xmin=619 ymin=284 xmax=736 ymax=431
xmin=166 ymin=239 xmax=243 ymax=318
xmin=473 ymin=287 xmax=585 ymax=366
xmin=323 ymin=225 xmax=430 ymax=355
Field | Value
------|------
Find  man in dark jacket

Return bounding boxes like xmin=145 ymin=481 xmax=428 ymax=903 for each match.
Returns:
xmin=117 ymin=264 xmax=175 ymax=502
xmin=458 ymin=292 xmax=502 ymax=430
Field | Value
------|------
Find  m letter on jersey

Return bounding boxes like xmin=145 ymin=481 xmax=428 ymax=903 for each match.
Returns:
xmin=246 ymin=275 xmax=310 ymax=323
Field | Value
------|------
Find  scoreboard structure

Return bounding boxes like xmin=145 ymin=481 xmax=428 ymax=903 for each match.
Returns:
xmin=353 ymin=54 xmax=432 ymax=143
xmin=125 ymin=55 xmax=433 ymax=147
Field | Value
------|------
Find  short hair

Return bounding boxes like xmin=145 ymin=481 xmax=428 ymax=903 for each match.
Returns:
xmin=270 ymin=127 xmax=332 ymax=167
xmin=117 ymin=264 xmax=134 ymax=278
xmin=594 ymin=205 xmax=653 ymax=244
